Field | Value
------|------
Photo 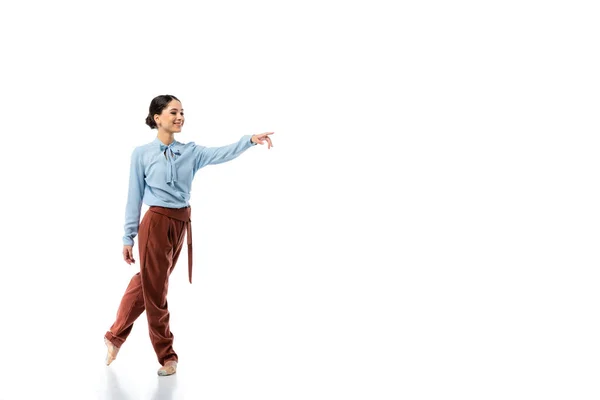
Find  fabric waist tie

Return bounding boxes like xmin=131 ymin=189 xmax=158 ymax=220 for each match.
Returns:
xmin=147 ymin=205 xmax=193 ymax=284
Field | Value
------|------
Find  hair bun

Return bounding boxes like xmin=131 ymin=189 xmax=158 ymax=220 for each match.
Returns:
xmin=145 ymin=114 xmax=156 ymax=129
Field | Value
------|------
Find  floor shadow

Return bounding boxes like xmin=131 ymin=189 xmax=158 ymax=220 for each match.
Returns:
xmin=105 ymin=368 xmax=134 ymax=400
xmin=150 ymin=373 xmax=178 ymax=400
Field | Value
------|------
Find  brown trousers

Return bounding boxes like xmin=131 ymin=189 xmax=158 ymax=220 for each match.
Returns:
xmin=105 ymin=206 xmax=192 ymax=366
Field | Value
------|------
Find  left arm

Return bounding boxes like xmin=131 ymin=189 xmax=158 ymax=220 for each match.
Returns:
xmin=193 ymin=134 xmax=255 ymax=171
xmin=193 ymin=132 xmax=274 ymax=171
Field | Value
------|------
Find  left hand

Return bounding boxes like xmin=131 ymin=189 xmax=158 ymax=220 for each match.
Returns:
xmin=251 ymin=132 xmax=274 ymax=149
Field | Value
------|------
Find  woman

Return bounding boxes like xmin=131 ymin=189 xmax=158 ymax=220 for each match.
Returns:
xmin=104 ymin=94 xmax=274 ymax=376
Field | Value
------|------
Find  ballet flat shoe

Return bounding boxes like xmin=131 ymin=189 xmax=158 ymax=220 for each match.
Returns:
xmin=157 ymin=360 xmax=178 ymax=376
xmin=105 ymin=337 xmax=120 ymax=366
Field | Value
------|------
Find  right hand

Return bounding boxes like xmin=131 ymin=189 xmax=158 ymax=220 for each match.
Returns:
xmin=123 ymin=245 xmax=136 ymax=265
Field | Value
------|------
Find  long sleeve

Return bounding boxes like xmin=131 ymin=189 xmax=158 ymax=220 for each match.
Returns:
xmin=193 ymin=134 xmax=255 ymax=172
xmin=123 ymin=147 xmax=145 ymax=246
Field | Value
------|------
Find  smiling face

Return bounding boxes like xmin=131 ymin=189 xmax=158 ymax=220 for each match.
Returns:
xmin=154 ymin=100 xmax=184 ymax=133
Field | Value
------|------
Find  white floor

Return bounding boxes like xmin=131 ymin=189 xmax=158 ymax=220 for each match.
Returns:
xmin=1 ymin=272 xmax=598 ymax=400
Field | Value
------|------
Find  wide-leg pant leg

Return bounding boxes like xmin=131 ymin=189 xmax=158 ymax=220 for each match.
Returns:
xmin=104 ymin=272 xmax=145 ymax=347
xmin=104 ymin=211 xmax=156 ymax=347
xmin=138 ymin=211 xmax=187 ymax=366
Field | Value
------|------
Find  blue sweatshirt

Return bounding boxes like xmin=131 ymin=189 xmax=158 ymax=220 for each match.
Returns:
xmin=123 ymin=135 xmax=256 ymax=246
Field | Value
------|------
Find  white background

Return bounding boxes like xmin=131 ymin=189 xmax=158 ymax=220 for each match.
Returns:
xmin=0 ymin=0 xmax=598 ymax=399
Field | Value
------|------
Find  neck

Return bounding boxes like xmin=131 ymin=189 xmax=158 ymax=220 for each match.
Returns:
xmin=156 ymin=129 xmax=175 ymax=146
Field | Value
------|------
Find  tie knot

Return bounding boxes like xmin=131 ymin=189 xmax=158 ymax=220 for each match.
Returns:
xmin=161 ymin=143 xmax=181 ymax=157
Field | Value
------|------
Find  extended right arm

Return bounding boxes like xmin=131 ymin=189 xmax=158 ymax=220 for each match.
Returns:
xmin=123 ymin=148 xmax=145 ymax=247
